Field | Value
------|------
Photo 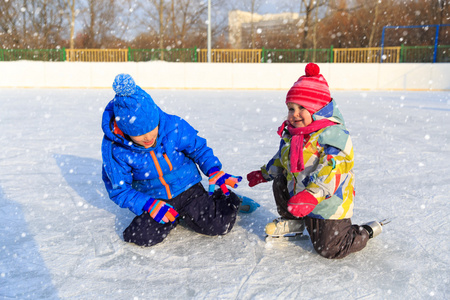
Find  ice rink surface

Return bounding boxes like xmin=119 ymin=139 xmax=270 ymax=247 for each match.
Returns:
xmin=0 ymin=88 xmax=449 ymax=299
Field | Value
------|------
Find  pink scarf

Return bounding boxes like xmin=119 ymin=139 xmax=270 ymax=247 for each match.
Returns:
xmin=277 ymin=119 xmax=336 ymax=173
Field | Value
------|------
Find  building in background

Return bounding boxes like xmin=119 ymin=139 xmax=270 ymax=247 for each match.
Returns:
xmin=228 ymin=10 xmax=303 ymax=49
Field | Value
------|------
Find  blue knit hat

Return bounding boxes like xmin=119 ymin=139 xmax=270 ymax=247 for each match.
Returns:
xmin=112 ymin=74 xmax=159 ymax=136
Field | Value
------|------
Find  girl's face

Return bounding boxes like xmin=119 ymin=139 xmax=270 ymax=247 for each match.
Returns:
xmin=129 ymin=126 xmax=159 ymax=148
xmin=287 ymin=102 xmax=312 ymax=128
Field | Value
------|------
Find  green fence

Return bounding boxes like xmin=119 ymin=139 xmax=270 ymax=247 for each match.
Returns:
xmin=128 ymin=48 xmax=198 ymax=62
xmin=401 ymin=45 xmax=450 ymax=63
xmin=0 ymin=48 xmax=65 ymax=61
xmin=1 ymin=46 xmax=449 ymax=63
xmin=262 ymin=47 xmax=333 ymax=63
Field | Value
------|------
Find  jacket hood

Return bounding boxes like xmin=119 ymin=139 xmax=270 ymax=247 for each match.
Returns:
xmin=312 ymin=99 xmax=346 ymax=127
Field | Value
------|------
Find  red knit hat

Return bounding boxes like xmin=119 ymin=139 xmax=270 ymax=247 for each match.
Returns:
xmin=286 ymin=63 xmax=331 ymax=114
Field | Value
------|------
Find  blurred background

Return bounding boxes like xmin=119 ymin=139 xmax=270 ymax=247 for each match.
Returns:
xmin=1 ymin=0 xmax=448 ymax=51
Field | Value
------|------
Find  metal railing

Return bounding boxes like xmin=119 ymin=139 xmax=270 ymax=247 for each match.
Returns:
xmin=333 ymin=47 xmax=401 ymax=63
xmin=65 ymin=49 xmax=128 ymax=62
xmin=198 ymin=49 xmax=262 ymax=63
xmin=0 ymin=48 xmax=65 ymax=61
xmin=1 ymin=46 xmax=448 ymax=63
xmin=401 ymin=45 xmax=450 ymax=63
xmin=128 ymin=48 xmax=198 ymax=62
xmin=262 ymin=47 xmax=333 ymax=63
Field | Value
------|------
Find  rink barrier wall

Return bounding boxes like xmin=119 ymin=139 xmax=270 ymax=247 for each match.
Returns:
xmin=0 ymin=61 xmax=449 ymax=91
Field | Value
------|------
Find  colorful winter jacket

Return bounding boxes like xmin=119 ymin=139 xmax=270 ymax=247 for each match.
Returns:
xmin=261 ymin=99 xmax=354 ymax=219
xmin=101 ymin=100 xmax=221 ymax=215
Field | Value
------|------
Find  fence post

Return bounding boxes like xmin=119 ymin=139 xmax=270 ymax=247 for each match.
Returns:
xmin=62 ymin=47 xmax=66 ymax=61
xmin=433 ymin=25 xmax=440 ymax=63
xmin=190 ymin=48 xmax=195 ymax=62
xmin=0 ymin=48 xmax=3 ymax=61
xmin=128 ymin=47 xmax=132 ymax=62
xmin=330 ymin=46 xmax=334 ymax=63
xmin=400 ymin=44 xmax=404 ymax=63
xmin=261 ymin=47 xmax=265 ymax=63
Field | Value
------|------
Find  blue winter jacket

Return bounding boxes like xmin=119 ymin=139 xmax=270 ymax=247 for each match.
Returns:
xmin=101 ymin=100 xmax=222 ymax=215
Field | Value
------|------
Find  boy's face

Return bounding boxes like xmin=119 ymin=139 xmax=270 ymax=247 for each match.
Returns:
xmin=129 ymin=126 xmax=159 ymax=148
xmin=287 ymin=102 xmax=312 ymax=128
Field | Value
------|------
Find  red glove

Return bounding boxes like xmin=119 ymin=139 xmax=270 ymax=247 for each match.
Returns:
xmin=287 ymin=190 xmax=318 ymax=217
xmin=247 ymin=170 xmax=267 ymax=187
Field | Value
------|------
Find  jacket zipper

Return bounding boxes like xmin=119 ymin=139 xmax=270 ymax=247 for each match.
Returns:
xmin=150 ymin=151 xmax=173 ymax=199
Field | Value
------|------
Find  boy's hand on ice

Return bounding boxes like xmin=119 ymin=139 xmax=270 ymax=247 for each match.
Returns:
xmin=208 ymin=167 xmax=242 ymax=196
xmin=287 ymin=191 xmax=318 ymax=217
xmin=145 ymin=198 xmax=179 ymax=224
xmin=247 ymin=170 xmax=267 ymax=187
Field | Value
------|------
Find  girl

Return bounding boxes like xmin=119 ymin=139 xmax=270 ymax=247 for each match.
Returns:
xmin=101 ymin=74 xmax=257 ymax=247
xmin=247 ymin=63 xmax=382 ymax=259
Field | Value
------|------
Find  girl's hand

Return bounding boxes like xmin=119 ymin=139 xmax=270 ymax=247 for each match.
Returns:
xmin=287 ymin=191 xmax=318 ymax=217
xmin=247 ymin=170 xmax=267 ymax=187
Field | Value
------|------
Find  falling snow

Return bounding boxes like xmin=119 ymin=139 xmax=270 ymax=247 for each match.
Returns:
xmin=0 ymin=88 xmax=449 ymax=299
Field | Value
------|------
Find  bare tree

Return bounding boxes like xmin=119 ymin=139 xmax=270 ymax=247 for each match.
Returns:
xmin=436 ymin=0 xmax=450 ymax=25
xmin=333 ymin=0 xmax=384 ymax=48
xmin=241 ymin=0 xmax=262 ymax=48
xmin=2 ymin=0 xmax=450 ymax=52
xmin=137 ymin=0 xmax=170 ymax=49
xmin=25 ymin=0 xmax=68 ymax=48
xmin=312 ymin=1 xmax=319 ymax=60
xmin=78 ymin=0 xmax=124 ymax=48
xmin=208 ymin=2 xmax=233 ymax=48
xmin=0 ymin=0 xmax=22 ymax=48
xmin=249 ymin=0 xmax=261 ymax=49
xmin=367 ymin=0 xmax=381 ymax=47
xmin=62 ymin=0 xmax=77 ymax=49
xmin=134 ymin=0 xmax=210 ymax=49
xmin=157 ymin=0 xmax=165 ymax=50
xmin=169 ymin=0 xmax=208 ymax=48
xmin=299 ymin=0 xmax=328 ymax=49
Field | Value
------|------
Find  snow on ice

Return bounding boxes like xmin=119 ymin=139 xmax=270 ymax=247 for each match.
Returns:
xmin=0 ymin=88 xmax=449 ymax=299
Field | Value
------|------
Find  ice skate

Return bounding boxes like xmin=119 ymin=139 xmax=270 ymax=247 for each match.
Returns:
xmin=265 ymin=218 xmax=306 ymax=241
xmin=362 ymin=219 xmax=390 ymax=239
xmin=236 ymin=194 xmax=260 ymax=213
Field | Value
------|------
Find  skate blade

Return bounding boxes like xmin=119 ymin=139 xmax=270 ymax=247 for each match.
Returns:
xmin=265 ymin=232 xmax=308 ymax=242
xmin=380 ymin=219 xmax=391 ymax=226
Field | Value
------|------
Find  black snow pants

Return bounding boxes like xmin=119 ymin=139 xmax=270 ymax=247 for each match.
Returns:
xmin=123 ymin=182 xmax=240 ymax=247
xmin=272 ymin=175 xmax=370 ymax=259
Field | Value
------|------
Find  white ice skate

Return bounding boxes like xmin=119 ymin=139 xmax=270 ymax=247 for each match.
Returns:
xmin=265 ymin=218 xmax=306 ymax=241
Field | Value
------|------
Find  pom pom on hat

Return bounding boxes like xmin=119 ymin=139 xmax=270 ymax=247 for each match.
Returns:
xmin=305 ymin=62 xmax=320 ymax=77
xmin=113 ymin=73 xmax=136 ymax=96
xmin=285 ymin=63 xmax=331 ymax=115
xmin=112 ymin=74 xmax=159 ymax=137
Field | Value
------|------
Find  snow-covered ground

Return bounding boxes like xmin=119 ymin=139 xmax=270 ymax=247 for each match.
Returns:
xmin=0 ymin=88 xmax=449 ymax=299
